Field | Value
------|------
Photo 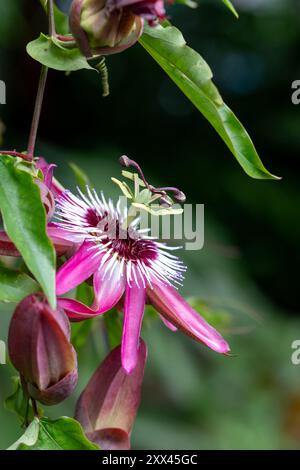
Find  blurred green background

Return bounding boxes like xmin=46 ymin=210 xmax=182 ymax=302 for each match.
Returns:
xmin=1 ymin=0 xmax=300 ymax=450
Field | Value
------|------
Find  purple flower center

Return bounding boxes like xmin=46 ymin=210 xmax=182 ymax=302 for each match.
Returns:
xmin=108 ymin=237 xmax=158 ymax=264
xmin=85 ymin=207 xmax=105 ymax=227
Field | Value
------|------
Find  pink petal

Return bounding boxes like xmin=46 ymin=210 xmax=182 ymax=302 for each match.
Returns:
xmin=58 ymin=265 xmax=127 ymax=320
xmin=93 ymin=263 xmax=126 ymax=312
xmin=48 ymin=223 xmax=85 ymax=244
xmin=47 ymin=224 xmax=74 ymax=243
xmin=147 ymin=283 xmax=230 ymax=354
xmin=160 ymin=315 xmax=178 ymax=332
xmin=58 ymin=262 xmax=126 ymax=320
xmin=36 ymin=157 xmax=63 ymax=198
xmin=56 ymin=241 xmax=100 ymax=295
xmin=57 ymin=298 xmax=106 ymax=320
xmin=47 ymin=224 xmax=74 ymax=256
xmin=36 ymin=158 xmax=56 ymax=188
xmin=122 ymin=284 xmax=146 ymax=374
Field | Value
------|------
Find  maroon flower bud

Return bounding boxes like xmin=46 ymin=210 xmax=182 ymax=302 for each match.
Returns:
xmin=8 ymin=294 xmax=78 ymax=406
xmin=75 ymin=340 xmax=147 ymax=450
xmin=70 ymin=0 xmax=165 ymax=57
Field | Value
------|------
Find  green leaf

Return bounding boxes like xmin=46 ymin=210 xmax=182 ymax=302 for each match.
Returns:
xmin=9 ymin=417 xmax=100 ymax=450
xmin=139 ymin=24 xmax=279 ymax=180
xmin=26 ymin=33 xmax=94 ymax=72
xmin=13 ymin=158 xmax=41 ymax=178
xmin=222 ymin=0 xmax=239 ymax=18
xmin=0 ymin=155 xmax=56 ymax=307
xmin=69 ymin=162 xmax=91 ymax=191
xmin=0 ymin=261 xmax=39 ymax=303
xmin=8 ymin=418 xmax=40 ymax=450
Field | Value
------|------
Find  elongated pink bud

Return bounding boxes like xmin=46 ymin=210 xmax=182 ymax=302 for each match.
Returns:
xmin=75 ymin=340 xmax=147 ymax=449
xmin=8 ymin=294 xmax=78 ymax=405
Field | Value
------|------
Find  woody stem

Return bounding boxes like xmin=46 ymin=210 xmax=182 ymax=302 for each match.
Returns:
xmin=26 ymin=0 xmax=56 ymax=158
xmin=26 ymin=65 xmax=48 ymax=159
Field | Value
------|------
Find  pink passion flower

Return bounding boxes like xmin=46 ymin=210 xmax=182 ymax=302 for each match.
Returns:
xmin=55 ymin=187 xmax=230 ymax=373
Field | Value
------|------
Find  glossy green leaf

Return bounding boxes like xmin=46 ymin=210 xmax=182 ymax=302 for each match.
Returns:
xmin=139 ymin=24 xmax=279 ymax=180
xmin=26 ymin=33 xmax=94 ymax=72
xmin=0 ymin=155 xmax=56 ymax=307
xmin=12 ymin=158 xmax=41 ymax=178
xmin=8 ymin=418 xmax=40 ymax=450
xmin=0 ymin=261 xmax=39 ymax=303
xmin=10 ymin=417 xmax=100 ymax=450
xmin=222 ymin=0 xmax=239 ymax=18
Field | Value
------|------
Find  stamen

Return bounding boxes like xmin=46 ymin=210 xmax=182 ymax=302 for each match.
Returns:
xmin=119 ymin=155 xmax=186 ymax=203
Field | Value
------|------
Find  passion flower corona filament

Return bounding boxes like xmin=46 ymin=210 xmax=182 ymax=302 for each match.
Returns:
xmin=55 ymin=187 xmax=186 ymax=289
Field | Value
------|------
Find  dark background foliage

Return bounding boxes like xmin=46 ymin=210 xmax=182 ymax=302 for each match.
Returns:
xmin=0 ymin=0 xmax=300 ymax=449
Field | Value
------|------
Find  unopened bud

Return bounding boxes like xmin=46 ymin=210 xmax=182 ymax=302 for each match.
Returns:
xmin=119 ymin=155 xmax=132 ymax=168
xmin=8 ymin=294 xmax=78 ymax=406
xmin=70 ymin=0 xmax=165 ymax=57
xmin=75 ymin=340 xmax=147 ymax=449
